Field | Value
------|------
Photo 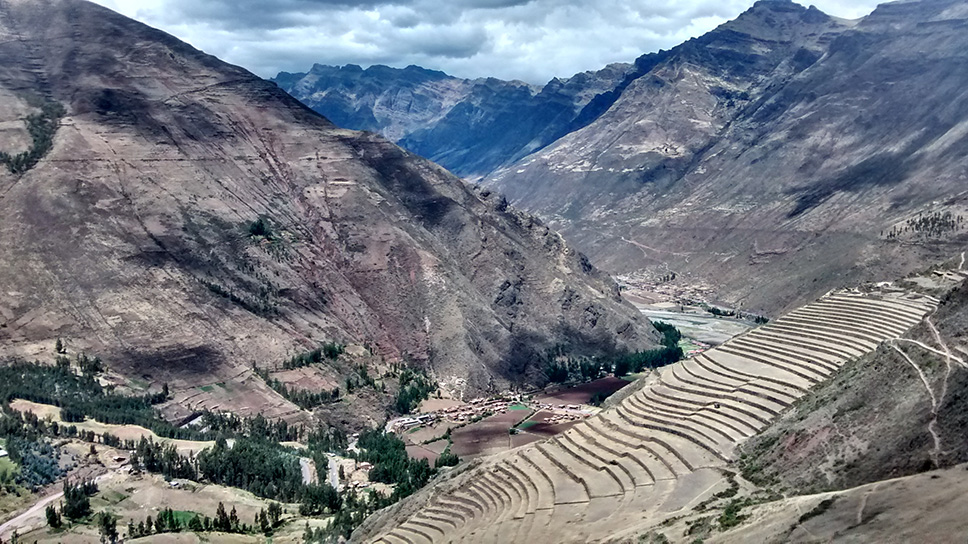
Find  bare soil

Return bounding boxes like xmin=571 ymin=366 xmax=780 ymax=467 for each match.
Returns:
xmin=535 ymin=377 xmax=630 ymax=405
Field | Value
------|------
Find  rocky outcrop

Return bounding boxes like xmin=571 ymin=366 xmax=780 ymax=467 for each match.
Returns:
xmin=0 ymin=0 xmax=657 ymax=401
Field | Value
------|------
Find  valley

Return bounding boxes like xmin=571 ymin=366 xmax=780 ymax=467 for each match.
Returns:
xmin=1 ymin=0 xmax=968 ymax=542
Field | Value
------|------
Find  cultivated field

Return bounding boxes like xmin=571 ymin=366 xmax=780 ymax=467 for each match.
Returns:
xmin=356 ymin=288 xmax=940 ymax=543
xmin=450 ymin=410 xmax=531 ymax=459
xmin=9 ymin=400 xmax=217 ymax=456
xmin=534 ymin=377 xmax=629 ymax=405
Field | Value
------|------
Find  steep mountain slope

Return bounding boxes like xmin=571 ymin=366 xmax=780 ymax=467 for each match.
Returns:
xmin=0 ymin=0 xmax=657 ymax=413
xmin=274 ymin=62 xmax=632 ymax=177
xmin=486 ymin=0 xmax=968 ymax=313
xmin=272 ymin=64 xmax=481 ymax=143
xmin=741 ymin=268 xmax=968 ymax=495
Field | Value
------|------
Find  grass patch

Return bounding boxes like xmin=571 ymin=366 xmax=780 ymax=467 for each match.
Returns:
xmin=508 ymin=404 xmax=529 ymax=411
xmin=517 ymin=420 xmax=538 ymax=430
xmin=0 ymin=457 xmax=19 ymax=481
xmin=172 ymin=510 xmax=199 ymax=526
xmin=98 ymin=489 xmax=129 ymax=504
xmin=128 ymin=379 xmax=149 ymax=390
xmin=199 ymin=385 xmax=215 ymax=393
xmin=406 ymin=426 xmax=423 ymax=435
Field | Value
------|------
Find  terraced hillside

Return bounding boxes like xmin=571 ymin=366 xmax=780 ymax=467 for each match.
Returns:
xmin=356 ymin=289 xmax=938 ymax=543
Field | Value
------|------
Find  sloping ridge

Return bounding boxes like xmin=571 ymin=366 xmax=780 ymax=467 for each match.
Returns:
xmin=0 ymin=0 xmax=655 ymax=400
xmin=356 ymin=287 xmax=938 ymax=543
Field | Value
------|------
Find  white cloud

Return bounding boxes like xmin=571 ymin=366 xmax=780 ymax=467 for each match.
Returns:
xmin=89 ymin=0 xmax=885 ymax=83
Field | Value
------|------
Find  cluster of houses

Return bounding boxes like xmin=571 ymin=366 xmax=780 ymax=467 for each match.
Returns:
xmin=389 ymin=394 xmax=601 ymax=436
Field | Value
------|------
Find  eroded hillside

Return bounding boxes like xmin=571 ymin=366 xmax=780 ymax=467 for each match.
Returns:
xmin=0 ymin=0 xmax=657 ymax=423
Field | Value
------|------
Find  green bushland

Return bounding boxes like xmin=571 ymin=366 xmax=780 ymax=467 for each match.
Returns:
xmin=0 ymin=100 xmax=66 ymax=174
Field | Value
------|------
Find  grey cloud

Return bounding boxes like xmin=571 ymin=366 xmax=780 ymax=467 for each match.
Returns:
xmin=96 ymin=0 xmax=885 ymax=83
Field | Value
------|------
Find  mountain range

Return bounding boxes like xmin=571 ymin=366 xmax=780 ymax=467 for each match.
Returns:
xmin=278 ymin=0 xmax=968 ymax=315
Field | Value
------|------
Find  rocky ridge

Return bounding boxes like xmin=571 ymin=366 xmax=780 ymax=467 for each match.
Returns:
xmin=273 ymin=62 xmax=633 ymax=177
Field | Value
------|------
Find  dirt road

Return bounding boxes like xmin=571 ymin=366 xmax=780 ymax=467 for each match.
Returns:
xmin=0 ymin=490 xmax=63 ymax=540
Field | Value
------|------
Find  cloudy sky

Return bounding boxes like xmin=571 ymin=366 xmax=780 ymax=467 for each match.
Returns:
xmin=90 ymin=0 xmax=884 ymax=84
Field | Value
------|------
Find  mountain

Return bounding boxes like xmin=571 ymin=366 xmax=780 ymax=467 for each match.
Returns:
xmin=282 ymin=0 xmax=968 ymax=316
xmin=486 ymin=0 xmax=968 ymax=313
xmin=0 ymin=0 xmax=657 ymax=421
xmin=273 ymin=62 xmax=633 ymax=177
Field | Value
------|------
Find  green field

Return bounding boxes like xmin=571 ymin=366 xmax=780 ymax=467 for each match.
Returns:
xmin=508 ymin=404 xmax=529 ymax=411
xmin=172 ymin=510 xmax=199 ymax=526
xmin=0 ymin=457 xmax=18 ymax=482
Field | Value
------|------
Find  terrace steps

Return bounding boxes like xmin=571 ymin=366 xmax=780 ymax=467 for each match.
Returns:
xmin=399 ymin=521 xmax=442 ymax=543
xmin=630 ymin=388 xmax=759 ymax=441
xmin=365 ymin=289 xmax=936 ymax=543
xmin=780 ymin=307 xmax=909 ymax=338
xmin=378 ymin=533 xmax=413 ymax=544
xmin=579 ymin=418 xmax=684 ymax=479
xmin=715 ymin=344 xmax=827 ymax=384
xmin=612 ymin=403 xmax=731 ymax=462
xmin=565 ymin=426 xmax=657 ymax=486
xmin=491 ymin=465 xmax=530 ymax=518
xmin=690 ymin=353 xmax=809 ymax=396
xmin=729 ymin=334 xmax=845 ymax=369
xmin=722 ymin=338 xmax=838 ymax=376
xmin=744 ymin=327 xmax=869 ymax=359
xmin=628 ymin=386 xmax=753 ymax=441
xmin=795 ymin=303 xmax=914 ymax=332
xmin=510 ymin=454 xmax=556 ymax=510
xmin=825 ymin=294 xmax=932 ymax=318
xmin=596 ymin=411 xmax=714 ymax=472
xmin=534 ymin=440 xmax=609 ymax=499
xmin=522 ymin=446 xmax=588 ymax=505
xmin=757 ymin=319 xmax=884 ymax=347
xmin=414 ymin=512 xmax=459 ymax=530
xmin=651 ymin=373 xmax=779 ymax=421
xmin=638 ymin=380 xmax=773 ymax=431
xmin=672 ymin=361 xmax=794 ymax=411
xmin=558 ymin=431 xmax=637 ymax=491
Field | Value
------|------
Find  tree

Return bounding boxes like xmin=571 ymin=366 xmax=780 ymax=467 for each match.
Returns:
xmin=55 ymin=338 xmax=64 ymax=354
xmin=229 ymin=505 xmax=240 ymax=532
xmin=62 ymin=480 xmax=92 ymax=520
xmin=45 ymin=504 xmax=62 ymax=528
xmin=97 ymin=511 xmax=118 ymax=544
xmin=248 ymin=216 xmax=273 ymax=238
xmin=214 ymin=502 xmax=230 ymax=532
xmin=267 ymin=501 xmax=283 ymax=526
